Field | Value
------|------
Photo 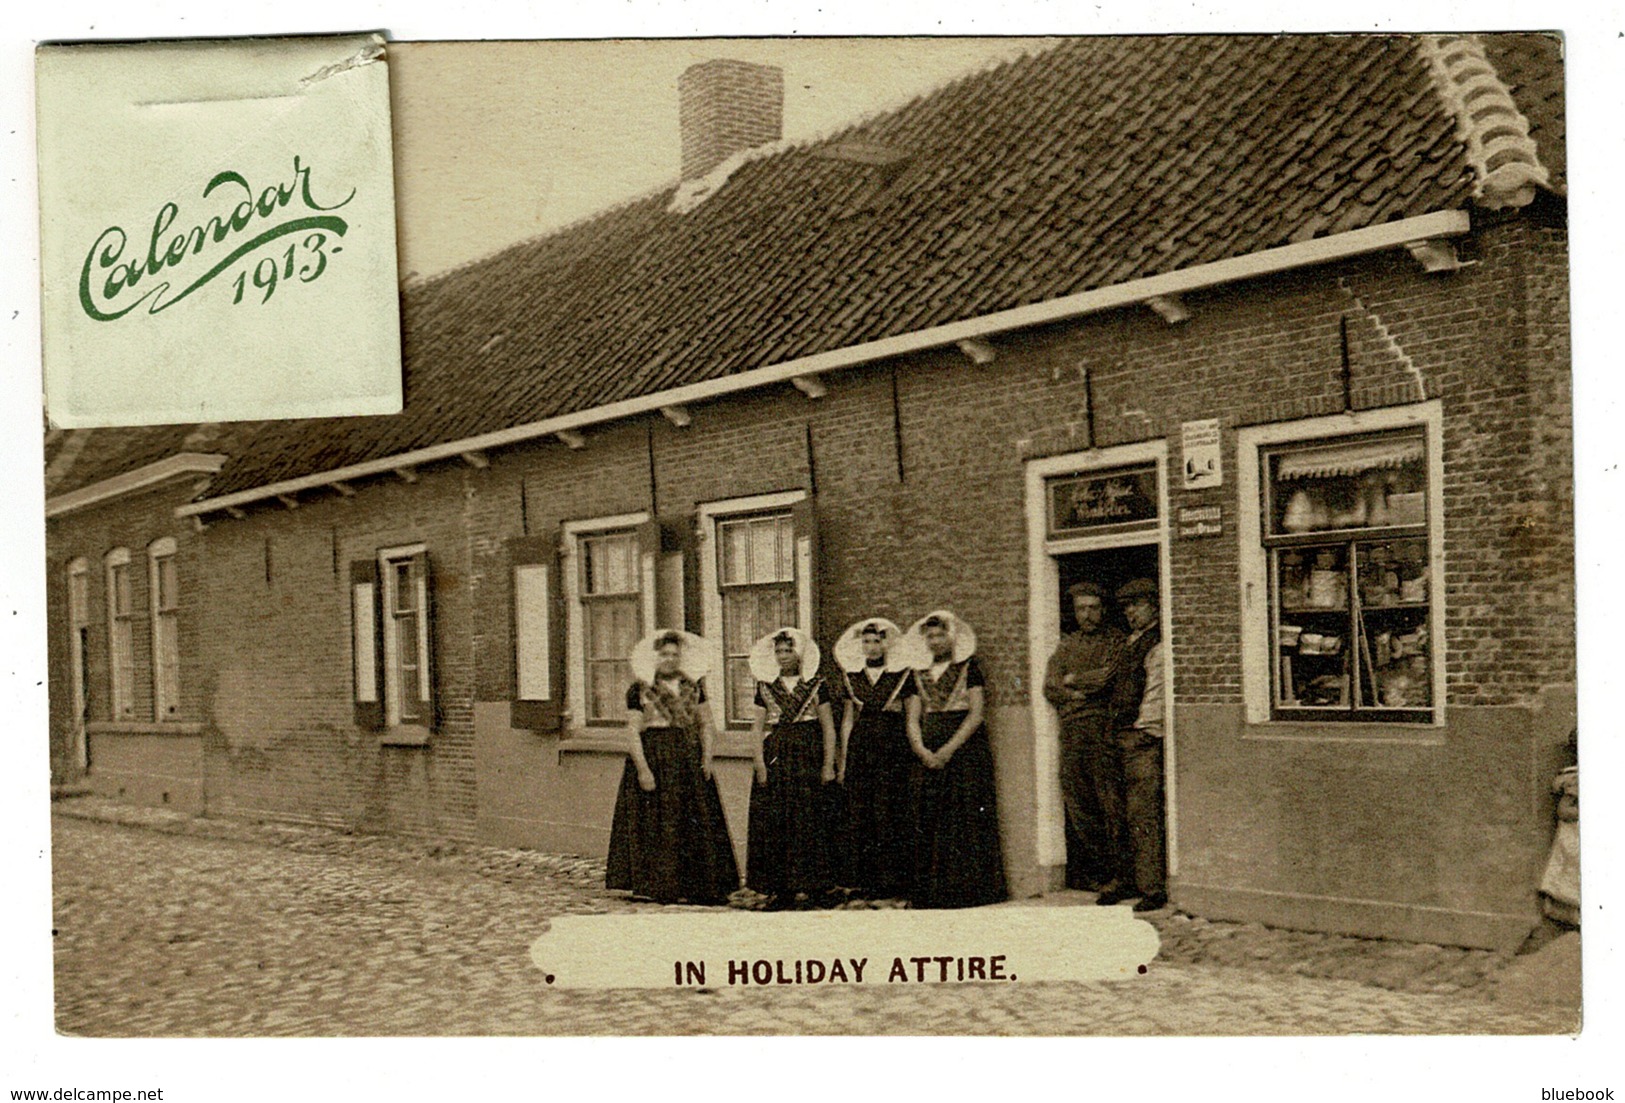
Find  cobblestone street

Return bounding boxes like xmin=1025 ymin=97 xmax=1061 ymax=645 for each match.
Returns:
xmin=50 ymin=802 xmax=1577 ymax=1036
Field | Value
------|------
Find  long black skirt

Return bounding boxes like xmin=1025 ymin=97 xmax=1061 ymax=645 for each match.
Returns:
xmin=606 ymin=725 xmax=740 ymax=905
xmin=840 ymin=710 xmax=915 ymax=897
xmin=910 ymin=711 xmax=1008 ymax=909
xmin=747 ymin=719 xmax=833 ymax=897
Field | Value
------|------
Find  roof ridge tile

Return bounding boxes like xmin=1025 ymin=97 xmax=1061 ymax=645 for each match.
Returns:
xmin=1417 ymin=34 xmax=1553 ymax=208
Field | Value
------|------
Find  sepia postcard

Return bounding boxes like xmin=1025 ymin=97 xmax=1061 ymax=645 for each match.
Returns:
xmin=22 ymin=19 xmax=1596 ymax=1083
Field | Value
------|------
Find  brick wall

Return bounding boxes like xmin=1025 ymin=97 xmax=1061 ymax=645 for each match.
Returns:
xmin=43 ymin=213 xmax=1573 ymax=883
xmin=45 ymin=481 xmax=201 ymax=781
xmin=442 ymin=215 xmax=1569 ymax=717
xmin=678 ymin=59 xmax=785 ymax=181
xmin=188 ymin=467 xmax=480 ymax=839
xmin=1518 ymin=209 xmax=1576 ymax=696
xmin=467 ymin=423 xmax=654 ymax=706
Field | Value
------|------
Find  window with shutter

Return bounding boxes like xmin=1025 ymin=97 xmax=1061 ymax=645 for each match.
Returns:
xmin=580 ymin=531 xmax=640 ymax=722
xmin=67 ymin=557 xmax=90 ymax=766
xmin=104 ymin=547 xmax=135 ymax=720
xmin=696 ymin=490 xmax=815 ymax=730
xmin=560 ymin=513 xmax=658 ymax=733
xmin=379 ymin=546 xmax=434 ymax=734
xmin=148 ymin=537 xmax=180 ymax=721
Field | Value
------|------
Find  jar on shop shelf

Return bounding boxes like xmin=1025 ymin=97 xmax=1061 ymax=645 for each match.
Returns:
xmin=1400 ymin=569 xmax=1429 ymax=604
xmin=1282 ymin=489 xmax=1315 ymax=533
xmin=1361 ymin=545 xmax=1392 ymax=606
xmin=1308 ymin=550 xmax=1345 ymax=608
xmin=1280 ymin=551 xmax=1308 ymax=607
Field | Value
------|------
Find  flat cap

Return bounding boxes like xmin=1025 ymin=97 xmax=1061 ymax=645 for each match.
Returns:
xmin=1116 ymin=578 xmax=1159 ymax=602
xmin=1067 ymin=580 xmax=1108 ymax=600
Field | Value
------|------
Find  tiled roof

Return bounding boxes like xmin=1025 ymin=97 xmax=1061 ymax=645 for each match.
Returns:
xmin=46 ymin=423 xmax=261 ymax=498
xmin=1480 ymin=32 xmax=1565 ymax=192
xmin=47 ymin=34 xmax=1564 ymax=504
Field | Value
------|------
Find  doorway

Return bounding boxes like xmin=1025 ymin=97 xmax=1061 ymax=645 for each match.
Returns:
xmin=1052 ymin=544 xmax=1165 ymax=893
xmin=1024 ymin=441 xmax=1174 ymax=893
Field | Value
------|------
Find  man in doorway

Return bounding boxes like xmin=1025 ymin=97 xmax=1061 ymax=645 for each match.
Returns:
xmin=1100 ymin=577 xmax=1167 ymax=912
xmin=1042 ymin=580 xmax=1124 ymax=892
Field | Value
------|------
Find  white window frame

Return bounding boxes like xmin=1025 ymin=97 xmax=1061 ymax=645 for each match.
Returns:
xmin=67 ymin=557 xmax=90 ymax=765
xmin=104 ymin=547 xmax=135 ymax=720
xmin=562 ymin=511 xmax=656 ymax=732
xmin=697 ymin=489 xmax=810 ymax=731
xmin=148 ymin=537 xmax=180 ymax=721
xmin=1238 ymin=400 xmax=1446 ymax=730
xmin=378 ymin=543 xmax=431 ymax=730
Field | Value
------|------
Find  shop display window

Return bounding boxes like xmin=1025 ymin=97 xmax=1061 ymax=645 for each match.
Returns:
xmin=1262 ymin=429 xmax=1433 ymax=721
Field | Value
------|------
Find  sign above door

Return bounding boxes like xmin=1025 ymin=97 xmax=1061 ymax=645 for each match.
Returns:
xmin=1045 ymin=464 xmax=1159 ymax=540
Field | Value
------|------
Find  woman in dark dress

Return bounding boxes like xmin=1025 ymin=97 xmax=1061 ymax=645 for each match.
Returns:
xmin=904 ymin=611 xmax=1008 ymax=909
xmin=746 ymin=627 xmax=838 ymax=908
xmin=834 ymin=617 xmax=916 ymax=900
xmin=606 ymin=630 xmax=740 ymax=905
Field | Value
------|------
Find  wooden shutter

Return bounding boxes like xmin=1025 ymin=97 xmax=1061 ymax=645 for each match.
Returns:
xmin=635 ymin=517 xmax=664 ymax=634
xmin=792 ymin=496 xmax=820 ymax=646
xmin=672 ymin=513 xmax=704 ymax=634
xmin=350 ymin=559 xmax=384 ymax=731
xmin=509 ymin=531 xmax=563 ymax=732
xmin=636 ymin=518 xmax=663 ymax=561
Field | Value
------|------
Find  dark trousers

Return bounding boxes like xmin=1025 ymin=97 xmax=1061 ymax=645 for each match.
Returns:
xmin=1116 ymin=729 xmax=1167 ymax=898
xmin=1057 ymin=716 xmax=1116 ymax=889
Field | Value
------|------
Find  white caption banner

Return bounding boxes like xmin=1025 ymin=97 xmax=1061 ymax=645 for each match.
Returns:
xmin=530 ymin=906 xmax=1160 ymax=990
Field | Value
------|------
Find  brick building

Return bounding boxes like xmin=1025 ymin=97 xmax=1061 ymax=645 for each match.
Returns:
xmin=44 ymin=35 xmax=1571 ymax=948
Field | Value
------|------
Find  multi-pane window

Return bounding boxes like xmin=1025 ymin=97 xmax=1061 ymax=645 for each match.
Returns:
xmin=381 ymin=550 xmax=430 ymax=727
xmin=717 ymin=512 xmax=796 ymax=724
xmin=579 ymin=530 xmax=641 ymax=724
xmin=105 ymin=548 xmax=135 ymax=720
xmin=149 ymin=540 xmax=180 ymax=720
xmin=1262 ymin=429 xmax=1433 ymax=721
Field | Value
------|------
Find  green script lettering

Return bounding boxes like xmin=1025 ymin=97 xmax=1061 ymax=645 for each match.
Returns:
xmin=78 ymin=155 xmax=355 ymax=321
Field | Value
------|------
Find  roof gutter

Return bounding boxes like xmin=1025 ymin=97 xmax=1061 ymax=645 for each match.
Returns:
xmin=177 ymin=208 xmax=1470 ymax=517
xmin=47 ymin=453 xmax=228 ymax=519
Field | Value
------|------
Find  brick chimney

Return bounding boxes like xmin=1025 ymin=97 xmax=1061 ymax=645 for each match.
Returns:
xmin=678 ymin=59 xmax=784 ymax=181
